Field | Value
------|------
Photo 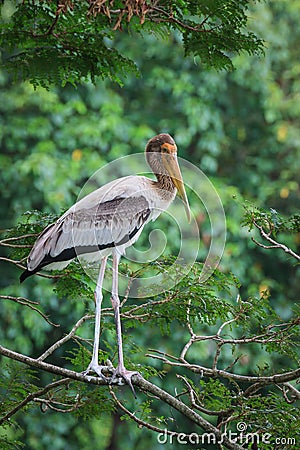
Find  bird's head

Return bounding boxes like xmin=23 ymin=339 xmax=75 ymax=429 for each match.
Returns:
xmin=146 ymin=133 xmax=191 ymax=222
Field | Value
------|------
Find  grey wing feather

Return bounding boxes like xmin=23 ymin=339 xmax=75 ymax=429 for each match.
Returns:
xmin=27 ymin=196 xmax=150 ymax=271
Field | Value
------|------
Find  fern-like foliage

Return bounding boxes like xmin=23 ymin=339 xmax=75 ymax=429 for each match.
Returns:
xmin=0 ymin=0 xmax=264 ymax=88
xmin=0 ymin=206 xmax=299 ymax=450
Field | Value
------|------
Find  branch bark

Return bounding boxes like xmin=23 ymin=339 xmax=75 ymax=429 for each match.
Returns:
xmin=147 ymin=350 xmax=300 ymax=385
xmin=0 ymin=343 xmax=245 ymax=450
xmin=252 ymin=220 xmax=300 ymax=261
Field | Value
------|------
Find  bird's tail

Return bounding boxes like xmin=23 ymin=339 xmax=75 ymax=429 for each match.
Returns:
xmin=20 ymin=267 xmax=38 ymax=283
xmin=20 ymin=222 xmax=57 ymax=282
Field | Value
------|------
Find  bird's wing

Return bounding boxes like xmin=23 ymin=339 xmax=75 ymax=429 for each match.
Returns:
xmin=61 ymin=175 xmax=151 ymax=214
xmin=27 ymin=194 xmax=151 ymax=273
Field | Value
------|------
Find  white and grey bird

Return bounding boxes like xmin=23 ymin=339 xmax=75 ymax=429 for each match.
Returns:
xmin=20 ymin=133 xmax=191 ymax=391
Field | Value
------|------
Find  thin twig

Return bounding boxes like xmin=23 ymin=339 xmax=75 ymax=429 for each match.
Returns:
xmin=253 ymin=221 xmax=300 ymax=261
xmin=151 ymin=6 xmax=213 ymax=33
xmin=38 ymin=314 xmax=93 ymax=361
xmin=177 ymin=375 xmax=229 ymax=417
xmin=282 ymin=382 xmax=300 ymax=402
xmin=33 ymin=396 xmax=82 ymax=413
xmin=0 ymin=379 xmax=70 ymax=425
xmin=147 ymin=350 xmax=300 ymax=384
xmin=0 ymin=295 xmax=59 ymax=327
xmin=0 ymin=233 xmax=38 ymax=243
xmin=110 ymin=388 xmax=174 ymax=434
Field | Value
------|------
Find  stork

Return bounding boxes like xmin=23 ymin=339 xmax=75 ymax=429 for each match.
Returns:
xmin=20 ymin=133 xmax=191 ymax=391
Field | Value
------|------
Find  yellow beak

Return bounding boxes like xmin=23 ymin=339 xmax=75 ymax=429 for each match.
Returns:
xmin=162 ymin=149 xmax=191 ymax=223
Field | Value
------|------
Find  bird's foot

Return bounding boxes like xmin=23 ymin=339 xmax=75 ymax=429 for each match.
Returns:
xmin=82 ymin=360 xmax=113 ymax=381
xmin=110 ymin=365 xmax=140 ymax=398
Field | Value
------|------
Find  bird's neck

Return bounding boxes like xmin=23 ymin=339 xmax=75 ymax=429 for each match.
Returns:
xmin=155 ymin=173 xmax=176 ymax=194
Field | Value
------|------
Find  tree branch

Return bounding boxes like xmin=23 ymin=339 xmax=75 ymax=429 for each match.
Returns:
xmin=0 ymin=343 xmax=245 ymax=450
xmin=0 ymin=295 xmax=59 ymax=327
xmin=253 ymin=221 xmax=300 ymax=261
xmin=147 ymin=349 xmax=300 ymax=385
xmin=37 ymin=314 xmax=93 ymax=361
xmin=0 ymin=344 xmax=113 ymax=385
xmin=0 ymin=378 xmax=70 ymax=425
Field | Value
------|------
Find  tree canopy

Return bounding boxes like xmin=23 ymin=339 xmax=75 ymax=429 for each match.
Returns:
xmin=1 ymin=0 xmax=264 ymax=87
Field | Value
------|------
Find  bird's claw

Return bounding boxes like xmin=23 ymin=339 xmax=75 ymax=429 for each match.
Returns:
xmin=82 ymin=361 xmax=139 ymax=397
xmin=82 ymin=362 xmax=112 ymax=381
xmin=110 ymin=367 xmax=140 ymax=398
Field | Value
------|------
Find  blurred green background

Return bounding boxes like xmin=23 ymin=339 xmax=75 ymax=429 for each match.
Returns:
xmin=0 ymin=1 xmax=299 ymax=449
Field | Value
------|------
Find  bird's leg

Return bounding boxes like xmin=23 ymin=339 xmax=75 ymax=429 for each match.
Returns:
xmin=83 ymin=256 xmax=110 ymax=380
xmin=110 ymin=251 xmax=139 ymax=395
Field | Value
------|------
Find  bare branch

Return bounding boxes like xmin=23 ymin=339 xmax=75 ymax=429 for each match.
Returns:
xmin=136 ymin=379 xmax=245 ymax=450
xmin=0 ymin=344 xmax=117 ymax=386
xmin=177 ymin=375 xmax=229 ymax=417
xmin=151 ymin=5 xmax=213 ymax=33
xmin=110 ymin=385 xmax=239 ymax=450
xmin=147 ymin=349 xmax=300 ymax=385
xmin=33 ymin=396 xmax=82 ymax=413
xmin=110 ymin=388 xmax=174 ymax=434
xmin=253 ymin=221 xmax=300 ymax=261
xmin=0 ymin=344 xmax=245 ymax=449
xmin=0 ymin=233 xmax=38 ymax=244
xmin=282 ymin=382 xmax=300 ymax=402
xmin=212 ymin=343 xmax=222 ymax=371
xmin=0 ymin=256 xmax=26 ymax=266
xmin=0 ymin=378 xmax=70 ymax=425
xmin=0 ymin=295 xmax=59 ymax=327
xmin=38 ymin=314 xmax=93 ymax=361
